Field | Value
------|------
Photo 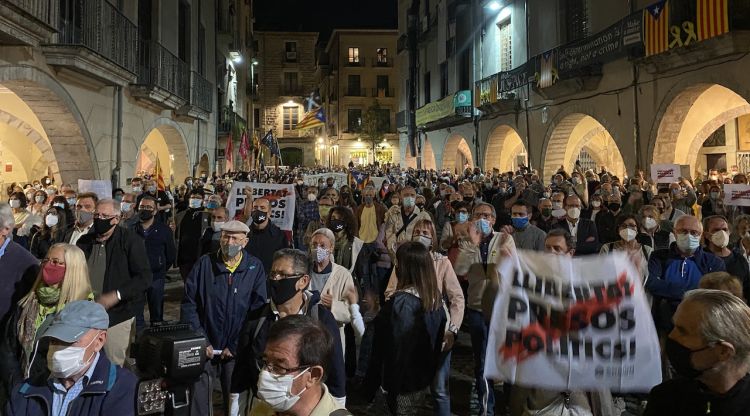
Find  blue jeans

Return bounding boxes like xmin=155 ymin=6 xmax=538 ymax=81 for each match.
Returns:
xmin=431 ymin=350 xmax=452 ymax=416
xmin=466 ymin=308 xmax=494 ymax=416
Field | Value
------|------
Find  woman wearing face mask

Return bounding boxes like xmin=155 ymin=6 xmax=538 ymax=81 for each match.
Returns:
xmin=388 ymin=193 xmax=401 ymax=209
xmin=439 ymin=200 xmax=471 ymax=253
xmin=384 ymin=219 xmax=464 ymax=416
xmin=29 ymin=190 xmax=48 ymax=217
xmin=733 ymin=215 xmax=750 ymax=262
xmin=0 ymin=243 xmax=92 ymax=400
xmin=338 ymin=186 xmax=357 ymax=211
xmin=702 ymin=215 xmax=750 ymax=304
xmin=303 ymin=196 xmax=334 ymax=249
xmin=600 ymin=215 xmax=652 ymax=281
xmin=29 ymin=207 xmax=69 ymax=260
xmin=8 ymin=192 xmax=30 ymax=230
xmin=367 ymin=242 xmax=447 ymax=415
xmin=701 ymin=185 xmax=727 ymax=218
xmin=327 ymin=207 xmax=362 ymax=272
xmin=637 ymin=205 xmax=675 ymax=252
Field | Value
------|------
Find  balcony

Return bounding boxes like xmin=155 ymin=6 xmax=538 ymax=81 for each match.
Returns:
xmin=279 ymin=85 xmax=306 ymax=97
xmin=219 ymin=105 xmax=247 ymax=135
xmin=177 ymin=71 xmax=212 ymax=120
xmin=371 ymin=88 xmax=395 ymax=98
xmin=345 ymin=59 xmax=363 ymax=67
xmin=371 ymin=58 xmax=392 ymax=67
xmin=42 ymin=0 xmax=137 ymax=86
xmin=131 ymin=40 xmax=190 ymax=110
xmin=345 ymin=87 xmax=366 ymax=97
xmin=0 ymin=0 xmax=58 ymax=46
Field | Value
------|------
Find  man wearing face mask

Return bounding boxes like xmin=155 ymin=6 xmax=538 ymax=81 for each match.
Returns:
xmin=182 ymin=220 xmax=267 ymax=416
xmin=6 ymin=300 xmax=138 ymax=415
xmin=230 ymin=249 xmax=346 ymax=413
xmin=246 ymin=197 xmax=291 ymax=274
xmin=200 ymin=206 xmax=228 ymax=256
xmin=136 ymin=179 xmax=173 ymax=224
xmin=75 ymin=199 xmax=151 ymax=367
xmin=64 ymin=193 xmax=98 ymax=246
xmin=645 ymin=289 xmax=750 ymax=415
xmin=384 ymin=187 xmax=431 ymax=261
xmin=702 ymin=215 xmax=750 ymax=303
xmin=129 ymin=177 xmax=143 ymax=197
xmin=509 ymin=200 xmax=546 ymax=251
xmin=531 ymin=198 xmax=555 ymax=233
xmin=593 ymin=194 xmax=619 ymax=245
xmin=131 ymin=195 xmax=176 ymax=330
xmin=553 ymin=195 xmax=600 ymax=256
xmin=297 ymin=187 xmax=320 ymax=251
xmin=646 ymin=215 xmax=725 ymax=334
xmin=118 ymin=192 xmax=139 ymax=229
xmin=175 ymin=189 xmax=211 ymax=280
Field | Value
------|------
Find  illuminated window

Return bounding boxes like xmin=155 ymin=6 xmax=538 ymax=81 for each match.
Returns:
xmin=348 ymin=47 xmax=360 ymax=63
xmin=497 ymin=18 xmax=512 ymax=72
xmin=283 ymin=106 xmax=298 ymax=130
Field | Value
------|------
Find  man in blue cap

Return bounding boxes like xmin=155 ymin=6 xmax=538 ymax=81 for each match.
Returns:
xmin=6 ymin=300 xmax=137 ymax=415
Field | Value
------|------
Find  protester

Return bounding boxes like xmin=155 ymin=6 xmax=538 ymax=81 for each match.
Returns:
xmin=553 ymin=195 xmax=601 ymax=255
xmin=181 ymin=220 xmax=267 ymax=415
xmin=0 ymin=206 xmax=39 ymax=323
xmin=699 ymin=271 xmax=744 ymax=299
xmin=200 ymin=206 xmax=229 ymax=256
xmin=637 ymin=204 xmax=674 ymax=251
xmin=175 ymin=188 xmax=211 ymax=279
xmin=246 ymin=196 xmax=291 ymax=273
xmin=508 ymin=199 xmax=546 ymax=251
xmin=384 ymin=186 xmax=431 ymax=261
xmin=600 ymin=214 xmax=652 ymax=279
xmin=29 ymin=206 xmax=68 ymax=260
xmin=64 ymin=192 xmax=97 ymax=246
xmin=701 ymin=215 xmax=750 ymax=303
xmin=5 ymin=300 xmax=137 ymax=415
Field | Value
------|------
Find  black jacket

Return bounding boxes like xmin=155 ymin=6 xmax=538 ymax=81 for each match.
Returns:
xmin=645 ymin=375 xmax=750 ymax=416
xmin=246 ymin=222 xmax=290 ymax=274
xmin=553 ymin=218 xmax=601 ymax=255
xmin=582 ymin=209 xmax=617 ymax=245
xmin=76 ymin=227 xmax=152 ymax=326
xmin=131 ymin=221 xmax=176 ymax=276
xmin=723 ymin=249 xmax=750 ymax=304
xmin=637 ymin=229 xmax=672 ymax=252
xmin=29 ymin=227 xmax=67 ymax=260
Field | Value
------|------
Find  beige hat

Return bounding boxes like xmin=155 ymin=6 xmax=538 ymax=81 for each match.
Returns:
xmin=220 ymin=220 xmax=250 ymax=234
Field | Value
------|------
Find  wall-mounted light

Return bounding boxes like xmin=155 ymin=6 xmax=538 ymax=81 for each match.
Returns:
xmin=229 ymin=51 xmax=243 ymax=63
xmin=286 ymin=100 xmax=295 ymax=106
xmin=486 ymin=1 xmax=501 ymax=11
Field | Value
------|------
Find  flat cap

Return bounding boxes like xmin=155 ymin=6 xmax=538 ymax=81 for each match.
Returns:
xmin=221 ymin=220 xmax=250 ymax=234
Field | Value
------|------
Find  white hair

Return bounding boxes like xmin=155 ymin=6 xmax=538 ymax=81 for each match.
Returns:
xmin=311 ymin=227 xmax=336 ymax=247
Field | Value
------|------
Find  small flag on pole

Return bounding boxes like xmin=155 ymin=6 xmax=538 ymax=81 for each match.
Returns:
xmin=239 ymin=130 xmax=250 ymax=162
xmin=155 ymin=155 xmax=166 ymax=191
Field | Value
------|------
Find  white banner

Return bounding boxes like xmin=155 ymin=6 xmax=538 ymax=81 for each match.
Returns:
xmin=723 ymin=184 xmax=750 ymax=207
xmin=485 ymin=251 xmax=661 ymax=392
xmin=650 ymin=164 xmax=680 ymax=184
xmin=78 ymin=179 xmax=112 ymax=201
xmin=226 ymin=182 xmax=296 ymax=232
xmin=302 ymin=173 xmax=348 ymax=189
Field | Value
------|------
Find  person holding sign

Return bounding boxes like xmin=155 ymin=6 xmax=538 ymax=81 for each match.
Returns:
xmin=645 ymin=289 xmax=750 ymax=415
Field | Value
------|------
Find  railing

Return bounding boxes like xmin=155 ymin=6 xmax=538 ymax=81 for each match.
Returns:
xmin=191 ymin=71 xmax=212 ymax=112
xmin=137 ymin=39 xmax=190 ymax=100
xmin=371 ymin=58 xmax=392 ymax=67
xmin=55 ymin=0 xmax=138 ymax=73
xmin=8 ymin=0 xmax=56 ymax=26
xmin=279 ymin=86 xmax=306 ymax=96
xmin=219 ymin=105 xmax=246 ymax=134
xmin=345 ymin=87 xmax=366 ymax=97
xmin=345 ymin=59 xmax=363 ymax=67
xmin=371 ymin=88 xmax=395 ymax=98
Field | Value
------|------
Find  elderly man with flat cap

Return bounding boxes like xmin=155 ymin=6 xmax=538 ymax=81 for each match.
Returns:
xmin=182 ymin=220 xmax=268 ymax=416
xmin=6 ymin=300 xmax=138 ymax=415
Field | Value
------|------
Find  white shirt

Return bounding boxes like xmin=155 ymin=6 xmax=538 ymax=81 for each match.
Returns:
xmin=69 ymin=223 xmax=93 ymax=245
xmin=590 ymin=209 xmax=600 ymax=223
xmin=567 ymin=219 xmax=579 ymax=238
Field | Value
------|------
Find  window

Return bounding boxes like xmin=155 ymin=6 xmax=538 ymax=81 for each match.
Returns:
xmin=376 ymin=48 xmax=388 ymax=64
xmin=458 ymin=47 xmax=471 ymax=90
xmin=197 ymin=24 xmax=206 ymax=75
xmin=348 ymin=109 xmax=362 ymax=132
xmin=423 ymin=72 xmax=431 ymax=104
xmin=283 ymin=106 xmax=299 ymax=130
xmin=564 ymin=0 xmax=589 ymax=43
xmin=376 ymin=109 xmax=391 ymax=132
xmin=348 ymin=47 xmax=360 ymax=64
xmin=254 ymin=108 xmax=261 ymax=129
xmin=285 ymin=41 xmax=297 ymax=62
xmin=178 ymin=1 xmax=191 ymax=63
xmin=440 ymin=62 xmax=448 ymax=98
xmin=283 ymin=72 xmax=299 ymax=93
xmin=376 ymin=75 xmax=389 ymax=97
xmin=347 ymin=75 xmax=361 ymax=96
xmin=497 ymin=18 xmax=512 ymax=71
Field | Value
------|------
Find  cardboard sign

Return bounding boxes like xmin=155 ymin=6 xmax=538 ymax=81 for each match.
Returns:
xmin=723 ymin=184 xmax=750 ymax=207
xmin=226 ymin=182 xmax=296 ymax=232
xmin=650 ymin=164 xmax=680 ymax=184
xmin=78 ymin=180 xmax=112 ymax=201
xmin=485 ymin=251 xmax=661 ymax=392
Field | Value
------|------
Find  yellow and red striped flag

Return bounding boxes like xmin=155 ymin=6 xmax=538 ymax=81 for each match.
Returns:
xmin=155 ymin=155 xmax=166 ymax=191
xmin=643 ymin=0 xmax=669 ymax=57
xmin=697 ymin=0 xmax=729 ymax=41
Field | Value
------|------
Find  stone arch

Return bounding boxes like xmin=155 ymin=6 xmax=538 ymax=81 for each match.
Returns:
xmin=0 ymin=108 xmax=57 ymax=179
xmin=442 ymin=134 xmax=474 ymax=173
xmin=403 ymin=136 xmax=437 ymax=170
xmin=0 ymin=65 xmax=98 ymax=184
xmin=138 ymin=118 xmax=191 ymax=184
xmin=484 ymin=124 xmax=526 ymax=172
xmin=542 ymin=112 xmax=626 ymax=180
xmin=651 ymin=83 xmax=750 ymax=174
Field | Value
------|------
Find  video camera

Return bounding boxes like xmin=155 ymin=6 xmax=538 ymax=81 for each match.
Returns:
xmin=132 ymin=323 xmax=206 ymax=416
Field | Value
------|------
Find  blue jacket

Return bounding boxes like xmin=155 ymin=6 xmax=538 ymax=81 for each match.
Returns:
xmin=131 ymin=221 xmax=176 ymax=276
xmin=5 ymin=350 xmax=137 ymax=416
xmin=181 ymin=250 xmax=267 ymax=354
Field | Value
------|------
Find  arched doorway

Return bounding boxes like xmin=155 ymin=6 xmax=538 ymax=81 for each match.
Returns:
xmin=0 ymin=66 xmax=97 ymax=188
xmin=197 ymin=153 xmax=210 ymax=177
xmin=403 ymin=136 xmax=437 ymax=170
xmin=652 ymin=84 xmax=750 ymax=176
xmin=136 ymin=121 xmax=190 ymax=185
xmin=543 ymin=114 xmax=626 ymax=181
xmin=280 ymin=147 xmax=304 ymax=167
xmin=484 ymin=124 xmax=527 ymax=173
xmin=442 ymin=134 xmax=474 ymax=173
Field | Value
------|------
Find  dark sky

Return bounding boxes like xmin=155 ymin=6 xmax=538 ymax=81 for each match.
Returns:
xmin=254 ymin=0 xmax=398 ymax=41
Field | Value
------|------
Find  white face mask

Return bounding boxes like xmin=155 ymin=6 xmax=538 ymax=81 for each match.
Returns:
xmin=412 ymin=234 xmax=432 ymax=249
xmin=315 ymin=246 xmax=329 ymax=263
xmin=120 ymin=202 xmax=132 ymax=213
xmin=566 ymin=207 xmax=581 ymax=220
xmin=619 ymin=228 xmax=637 ymax=242
xmin=710 ymin=230 xmax=730 ymax=248
xmin=307 ymin=193 xmax=317 ymax=202
xmin=591 ymin=200 xmax=601 ymax=208
xmin=47 ymin=333 xmax=100 ymax=379
xmin=212 ymin=221 xmax=225 ymax=232
xmin=45 ymin=214 xmax=59 ymax=228
xmin=644 ymin=217 xmax=658 ymax=230
xmin=257 ymin=368 xmax=310 ymax=412
xmin=9 ymin=200 xmax=20 ymax=209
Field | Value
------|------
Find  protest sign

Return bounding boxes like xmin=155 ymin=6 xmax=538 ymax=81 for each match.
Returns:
xmin=723 ymin=184 xmax=750 ymax=207
xmin=78 ymin=179 xmax=112 ymax=201
xmin=302 ymin=173 xmax=348 ymax=189
xmin=485 ymin=251 xmax=661 ymax=392
xmin=650 ymin=164 xmax=680 ymax=184
xmin=226 ymin=182 xmax=296 ymax=232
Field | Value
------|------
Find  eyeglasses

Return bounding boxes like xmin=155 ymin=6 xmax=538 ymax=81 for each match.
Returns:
xmin=676 ymin=230 xmax=701 ymax=237
xmin=268 ymin=271 xmax=304 ymax=281
xmin=257 ymin=358 xmax=310 ymax=376
xmin=42 ymin=258 xmax=65 ymax=266
xmin=93 ymin=213 xmax=118 ymax=220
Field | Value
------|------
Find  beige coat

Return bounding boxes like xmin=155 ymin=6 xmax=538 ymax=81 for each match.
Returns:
xmin=383 ymin=205 xmax=432 ymax=261
xmin=454 ymin=232 xmax=515 ymax=315
xmin=384 ymin=252 xmax=465 ymax=329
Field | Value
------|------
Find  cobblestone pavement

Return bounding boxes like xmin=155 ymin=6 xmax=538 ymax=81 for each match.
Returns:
xmin=159 ymin=271 xmax=507 ymax=416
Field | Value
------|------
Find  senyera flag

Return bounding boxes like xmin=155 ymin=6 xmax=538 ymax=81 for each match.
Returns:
xmin=484 ymin=250 xmax=662 ymax=392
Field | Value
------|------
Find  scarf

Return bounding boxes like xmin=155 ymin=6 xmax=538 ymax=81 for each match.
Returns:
xmin=17 ymin=286 xmax=61 ymax=373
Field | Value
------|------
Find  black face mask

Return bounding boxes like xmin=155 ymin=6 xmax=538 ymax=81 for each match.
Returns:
xmin=139 ymin=210 xmax=154 ymax=222
xmin=608 ymin=203 xmax=621 ymax=212
xmin=416 ymin=203 xmax=425 ymax=210
xmin=329 ymin=219 xmax=346 ymax=232
xmin=268 ymin=276 xmax=302 ymax=305
xmin=464 ymin=196 xmax=474 ymax=202
xmin=93 ymin=217 xmax=115 ymax=235
xmin=665 ymin=337 xmax=714 ymax=379
xmin=251 ymin=210 xmax=267 ymax=225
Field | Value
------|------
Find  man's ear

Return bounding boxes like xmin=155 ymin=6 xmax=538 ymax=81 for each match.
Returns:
xmin=307 ymin=365 xmax=324 ymax=385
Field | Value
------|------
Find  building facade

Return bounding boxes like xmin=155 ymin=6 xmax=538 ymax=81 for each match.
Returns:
xmin=0 ymin=0 xmax=245 ymax=191
xmin=400 ymin=0 xmax=750 ymax=180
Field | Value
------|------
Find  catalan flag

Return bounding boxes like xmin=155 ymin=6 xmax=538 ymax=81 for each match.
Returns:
xmin=536 ymin=50 xmax=558 ymax=89
xmin=296 ymin=107 xmax=326 ymax=130
xmin=644 ymin=0 xmax=669 ymax=57
xmin=155 ymin=155 xmax=166 ymax=191
xmin=348 ymin=170 xmax=370 ymax=190
xmin=697 ymin=0 xmax=729 ymax=41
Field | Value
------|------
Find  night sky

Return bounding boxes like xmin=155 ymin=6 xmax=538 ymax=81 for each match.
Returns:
xmin=254 ymin=0 xmax=398 ymax=41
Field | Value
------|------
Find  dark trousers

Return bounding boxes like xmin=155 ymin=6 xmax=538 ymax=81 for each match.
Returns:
xmin=135 ymin=272 xmax=165 ymax=332
xmin=190 ymin=358 xmax=235 ymax=416
xmin=466 ymin=308 xmax=495 ymax=416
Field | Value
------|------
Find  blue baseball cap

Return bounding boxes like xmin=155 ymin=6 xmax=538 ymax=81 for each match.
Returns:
xmin=39 ymin=300 xmax=109 ymax=343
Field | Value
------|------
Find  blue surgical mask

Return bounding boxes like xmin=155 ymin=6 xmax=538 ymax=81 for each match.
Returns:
xmin=478 ymin=218 xmax=492 ymax=235
xmin=189 ymin=198 xmax=202 ymax=209
xmin=402 ymin=196 xmax=416 ymax=208
xmin=676 ymin=233 xmax=701 ymax=253
xmin=206 ymin=201 xmax=219 ymax=209
xmin=457 ymin=212 xmax=469 ymax=224
xmin=511 ymin=217 xmax=529 ymax=229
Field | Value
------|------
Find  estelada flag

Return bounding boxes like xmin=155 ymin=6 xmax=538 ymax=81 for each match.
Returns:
xmin=348 ymin=170 xmax=370 ymax=190
xmin=696 ymin=0 xmax=729 ymax=41
xmin=643 ymin=0 xmax=669 ymax=57
xmin=296 ymin=107 xmax=326 ymax=130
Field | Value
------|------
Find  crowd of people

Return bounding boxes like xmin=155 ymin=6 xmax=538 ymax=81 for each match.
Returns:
xmin=0 ymin=162 xmax=747 ymax=415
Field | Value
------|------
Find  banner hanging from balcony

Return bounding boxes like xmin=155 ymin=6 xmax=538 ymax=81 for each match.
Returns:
xmin=415 ymin=94 xmax=457 ymax=126
xmin=557 ymin=14 xmax=642 ymax=74
xmin=535 ymin=50 xmax=558 ymax=89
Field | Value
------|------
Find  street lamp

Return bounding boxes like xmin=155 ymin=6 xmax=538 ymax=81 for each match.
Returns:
xmin=249 ymin=59 xmax=259 ymax=138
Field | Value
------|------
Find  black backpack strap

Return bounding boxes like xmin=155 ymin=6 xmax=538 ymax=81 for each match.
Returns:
xmin=395 ymin=213 xmax=417 ymax=239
